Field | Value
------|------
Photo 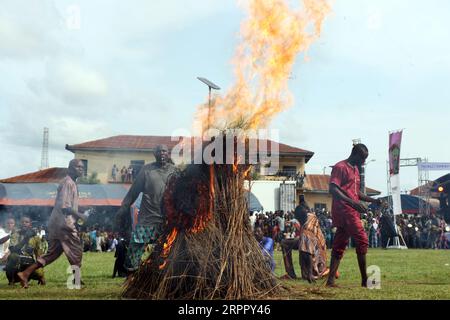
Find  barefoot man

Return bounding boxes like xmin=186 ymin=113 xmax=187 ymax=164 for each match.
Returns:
xmin=326 ymin=144 xmax=383 ymax=288
xmin=18 ymin=159 xmax=90 ymax=288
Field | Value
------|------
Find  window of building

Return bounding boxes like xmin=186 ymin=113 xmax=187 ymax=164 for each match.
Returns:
xmin=282 ymin=166 xmax=297 ymax=177
xmin=80 ymin=159 xmax=88 ymax=177
xmin=314 ymin=203 xmax=327 ymax=212
xmin=299 ymin=194 xmax=305 ymax=205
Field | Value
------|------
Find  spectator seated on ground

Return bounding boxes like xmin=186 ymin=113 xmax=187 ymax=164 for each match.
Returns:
xmin=280 ymin=218 xmax=301 ymax=280
xmin=254 ymin=227 xmax=275 ymax=272
xmin=5 ymin=217 xmax=47 ymax=286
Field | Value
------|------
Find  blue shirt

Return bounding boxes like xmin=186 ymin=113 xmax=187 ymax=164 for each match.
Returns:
xmin=259 ymin=236 xmax=275 ymax=271
xmin=90 ymin=231 xmax=97 ymax=243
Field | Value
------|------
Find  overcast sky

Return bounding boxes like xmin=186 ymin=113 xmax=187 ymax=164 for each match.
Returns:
xmin=1 ymin=0 xmax=449 ymax=195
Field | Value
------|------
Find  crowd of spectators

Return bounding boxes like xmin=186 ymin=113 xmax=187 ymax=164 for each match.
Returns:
xmin=111 ymin=164 xmax=136 ymax=183
xmin=250 ymin=208 xmax=449 ymax=250
xmin=79 ymin=226 xmax=119 ymax=253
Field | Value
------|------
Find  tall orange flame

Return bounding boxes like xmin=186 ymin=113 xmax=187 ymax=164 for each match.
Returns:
xmin=195 ymin=0 xmax=330 ymax=131
xmin=161 ymin=0 xmax=331 ymax=271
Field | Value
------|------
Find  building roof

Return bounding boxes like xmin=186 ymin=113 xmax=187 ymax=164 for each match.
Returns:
xmin=66 ymin=135 xmax=180 ymax=151
xmin=304 ymin=174 xmax=330 ymax=192
xmin=304 ymin=174 xmax=381 ymax=196
xmin=0 ymin=167 xmax=68 ymax=183
xmin=409 ymin=174 xmax=450 ymax=198
xmin=409 ymin=182 xmax=433 ymax=197
xmin=0 ymin=183 xmax=130 ymax=206
xmin=66 ymin=135 xmax=315 ymax=162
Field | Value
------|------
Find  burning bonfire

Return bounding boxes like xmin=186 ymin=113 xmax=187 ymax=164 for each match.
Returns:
xmin=122 ymin=0 xmax=330 ymax=300
xmin=124 ymin=137 xmax=279 ymax=299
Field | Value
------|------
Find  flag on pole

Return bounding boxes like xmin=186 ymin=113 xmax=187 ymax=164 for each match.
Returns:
xmin=389 ymin=131 xmax=403 ymax=175
xmin=389 ymin=130 xmax=403 ymax=215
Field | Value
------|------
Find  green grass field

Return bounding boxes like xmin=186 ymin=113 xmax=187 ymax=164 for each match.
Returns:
xmin=0 ymin=249 xmax=449 ymax=300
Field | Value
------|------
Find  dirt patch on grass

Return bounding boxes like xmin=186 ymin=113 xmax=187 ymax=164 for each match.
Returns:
xmin=271 ymin=281 xmax=337 ymax=300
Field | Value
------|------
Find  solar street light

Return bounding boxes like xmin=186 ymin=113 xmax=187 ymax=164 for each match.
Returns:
xmin=197 ymin=77 xmax=221 ymax=130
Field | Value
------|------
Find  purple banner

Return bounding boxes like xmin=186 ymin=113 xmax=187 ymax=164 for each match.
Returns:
xmin=389 ymin=130 xmax=403 ymax=176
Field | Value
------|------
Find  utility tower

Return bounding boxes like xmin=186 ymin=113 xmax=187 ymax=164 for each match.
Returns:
xmin=40 ymin=127 xmax=49 ymax=170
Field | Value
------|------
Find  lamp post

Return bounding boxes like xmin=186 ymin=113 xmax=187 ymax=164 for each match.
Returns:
xmin=197 ymin=77 xmax=221 ymax=131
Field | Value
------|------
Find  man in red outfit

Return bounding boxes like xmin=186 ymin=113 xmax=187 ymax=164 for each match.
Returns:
xmin=326 ymin=144 xmax=384 ymax=288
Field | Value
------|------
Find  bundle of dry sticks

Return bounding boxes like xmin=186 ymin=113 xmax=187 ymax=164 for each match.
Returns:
xmin=123 ymin=137 xmax=279 ymax=300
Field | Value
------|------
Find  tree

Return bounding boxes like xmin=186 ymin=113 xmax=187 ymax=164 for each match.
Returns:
xmin=78 ymin=172 xmax=100 ymax=184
